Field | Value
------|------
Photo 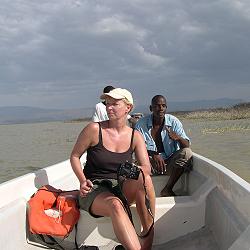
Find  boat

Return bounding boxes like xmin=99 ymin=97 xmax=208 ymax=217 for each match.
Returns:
xmin=0 ymin=152 xmax=250 ymax=249
xmin=130 ymin=113 xmax=144 ymax=120
xmin=129 ymin=112 xmax=144 ymax=128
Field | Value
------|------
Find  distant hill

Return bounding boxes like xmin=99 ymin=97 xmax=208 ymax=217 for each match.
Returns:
xmin=169 ymin=98 xmax=244 ymax=111
xmin=0 ymin=98 xmax=245 ymax=124
xmin=0 ymin=106 xmax=94 ymax=124
xmin=133 ymin=98 xmax=244 ymax=115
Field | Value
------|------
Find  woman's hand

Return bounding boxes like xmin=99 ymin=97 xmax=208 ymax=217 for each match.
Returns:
xmin=79 ymin=179 xmax=93 ymax=197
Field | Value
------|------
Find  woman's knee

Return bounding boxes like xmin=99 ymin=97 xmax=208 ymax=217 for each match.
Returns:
xmin=107 ymin=198 xmax=125 ymax=215
xmin=137 ymin=173 xmax=154 ymax=197
xmin=136 ymin=172 xmax=153 ymax=191
xmin=144 ymin=173 xmax=153 ymax=188
xmin=122 ymin=173 xmax=154 ymax=201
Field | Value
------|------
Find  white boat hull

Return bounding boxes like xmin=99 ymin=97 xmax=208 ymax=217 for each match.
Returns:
xmin=0 ymin=153 xmax=250 ymax=249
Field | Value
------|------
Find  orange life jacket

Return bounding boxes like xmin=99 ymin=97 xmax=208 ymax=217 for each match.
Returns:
xmin=28 ymin=185 xmax=80 ymax=238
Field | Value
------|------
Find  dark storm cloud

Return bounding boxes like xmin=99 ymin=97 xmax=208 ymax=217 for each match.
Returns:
xmin=0 ymin=0 xmax=249 ymax=108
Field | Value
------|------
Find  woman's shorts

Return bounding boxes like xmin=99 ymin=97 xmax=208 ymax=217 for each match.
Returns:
xmin=78 ymin=179 xmax=122 ymax=218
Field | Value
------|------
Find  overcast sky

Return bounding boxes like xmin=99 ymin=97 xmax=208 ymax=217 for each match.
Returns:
xmin=1 ymin=0 xmax=250 ymax=110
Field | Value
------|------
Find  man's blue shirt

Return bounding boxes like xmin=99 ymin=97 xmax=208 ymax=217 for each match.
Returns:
xmin=135 ymin=114 xmax=190 ymax=159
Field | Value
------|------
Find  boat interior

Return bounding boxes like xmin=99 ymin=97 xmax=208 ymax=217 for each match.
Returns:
xmin=0 ymin=153 xmax=249 ymax=249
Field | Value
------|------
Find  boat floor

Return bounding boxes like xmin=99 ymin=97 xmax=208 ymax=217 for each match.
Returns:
xmin=153 ymin=226 xmax=219 ymax=250
xmin=95 ymin=226 xmax=219 ymax=250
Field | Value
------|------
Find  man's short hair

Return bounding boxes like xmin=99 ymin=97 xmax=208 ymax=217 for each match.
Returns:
xmin=151 ymin=95 xmax=166 ymax=105
xmin=103 ymin=85 xmax=115 ymax=93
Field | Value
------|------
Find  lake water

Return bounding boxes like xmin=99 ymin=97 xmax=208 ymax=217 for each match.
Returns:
xmin=183 ymin=119 xmax=250 ymax=183
xmin=0 ymin=119 xmax=250 ymax=184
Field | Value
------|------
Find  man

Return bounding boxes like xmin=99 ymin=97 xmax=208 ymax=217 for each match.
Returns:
xmin=135 ymin=95 xmax=192 ymax=197
xmin=92 ymin=85 xmax=115 ymax=122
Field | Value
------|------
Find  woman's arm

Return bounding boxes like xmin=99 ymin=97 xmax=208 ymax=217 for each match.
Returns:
xmin=70 ymin=122 xmax=98 ymax=195
xmin=133 ymin=130 xmax=151 ymax=175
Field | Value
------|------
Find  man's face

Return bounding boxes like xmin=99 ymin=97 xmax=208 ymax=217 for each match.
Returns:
xmin=150 ymin=97 xmax=167 ymax=118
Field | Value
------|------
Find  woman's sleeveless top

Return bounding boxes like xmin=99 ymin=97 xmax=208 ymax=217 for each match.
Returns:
xmin=84 ymin=123 xmax=135 ymax=180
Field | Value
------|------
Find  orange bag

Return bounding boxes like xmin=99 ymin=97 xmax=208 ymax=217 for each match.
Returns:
xmin=28 ymin=185 xmax=80 ymax=238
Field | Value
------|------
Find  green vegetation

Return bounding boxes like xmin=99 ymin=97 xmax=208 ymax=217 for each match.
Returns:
xmin=201 ymin=124 xmax=250 ymax=134
xmin=172 ymin=102 xmax=250 ymax=121
xmin=66 ymin=102 xmax=250 ymax=123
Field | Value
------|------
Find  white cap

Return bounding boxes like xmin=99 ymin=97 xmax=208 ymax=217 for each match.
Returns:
xmin=100 ymin=88 xmax=133 ymax=105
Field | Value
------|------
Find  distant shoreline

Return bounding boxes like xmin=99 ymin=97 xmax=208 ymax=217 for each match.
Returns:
xmin=68 ymin=102 xmax=250 ymax=122
xmin=1 ymin=102 xmax=249 ymax=125
xmin=171 ymin=102 xmax=250 ymax=121
xmin=65 ymin=117 xmax=91 ymax=123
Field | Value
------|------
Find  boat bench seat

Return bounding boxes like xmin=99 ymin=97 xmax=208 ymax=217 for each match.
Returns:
xmin=52 ymin=173 xmax=79 ymax=191
xmin=152 ymin=169 xmax=207 ymax=197
xmin=65 ymin=171 xmax=216 ymax=247
xmin=153 ymin=177 xmax=216 ymax=245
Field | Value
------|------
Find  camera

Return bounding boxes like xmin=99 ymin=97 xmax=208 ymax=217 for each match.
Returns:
xmin=118 ymin=161 xmax=140 ymax=180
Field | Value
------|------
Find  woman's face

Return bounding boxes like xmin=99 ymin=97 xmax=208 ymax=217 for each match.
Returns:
xmin=105 ymin=97 xmax=131 ymax=119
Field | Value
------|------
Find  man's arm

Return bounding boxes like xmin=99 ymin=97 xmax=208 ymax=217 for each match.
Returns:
xmin=166 ymin=127 xmax=190 ymax=148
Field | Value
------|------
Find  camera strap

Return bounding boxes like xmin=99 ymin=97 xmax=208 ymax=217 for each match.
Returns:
xmin=137 ymin=169 xmax=154 ymax=238
xmin=117 ymin=169 xmax=154 ymax=238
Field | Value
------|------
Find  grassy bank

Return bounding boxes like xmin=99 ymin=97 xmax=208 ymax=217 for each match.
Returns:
xmin=171 ymin=102 xmax=250 ymax=121
xmin=67 ymin=102 xmax=250 ymax=123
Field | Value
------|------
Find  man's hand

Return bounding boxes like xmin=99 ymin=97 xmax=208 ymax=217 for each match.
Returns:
xmin=152 ymin=154 xmax=166 ymax=174
xmin=79 ymin=179 xmax=93 ymax=197
xmin=166 ymin=127 xmax=180 ymax=141
xmin=166 ymin=127 xmax=190 ymax=148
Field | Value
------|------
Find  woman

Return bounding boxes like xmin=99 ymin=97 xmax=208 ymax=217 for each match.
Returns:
xmin=70 ymin=88 xmax=155 ymax=250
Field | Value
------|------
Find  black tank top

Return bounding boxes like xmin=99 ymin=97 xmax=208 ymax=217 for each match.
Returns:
xmin=84 ymin=123 xmax=134 ymax=180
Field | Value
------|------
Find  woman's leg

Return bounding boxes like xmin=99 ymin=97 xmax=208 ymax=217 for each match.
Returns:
xmin=90 ymin=192 xmax=141 ymax=250
xmin=123 ymin=173 xmax=156 ymax=249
